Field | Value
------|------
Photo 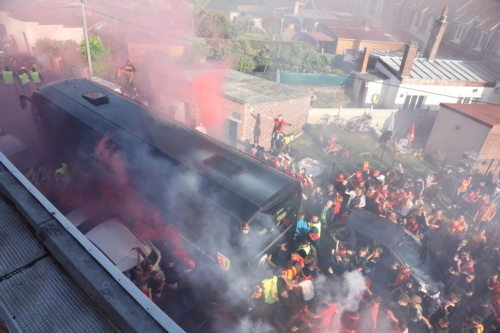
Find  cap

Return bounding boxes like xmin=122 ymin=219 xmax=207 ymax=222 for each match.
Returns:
xmin=377 ymin=175 xmax=385 ymax=180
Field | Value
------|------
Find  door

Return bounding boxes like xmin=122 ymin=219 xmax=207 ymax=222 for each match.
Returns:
xmin=223 ymin=120 xmax=238 ymax=148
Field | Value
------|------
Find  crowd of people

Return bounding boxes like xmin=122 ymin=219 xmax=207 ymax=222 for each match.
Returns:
xmin=247 ymin=153 xmax=500 ymax=333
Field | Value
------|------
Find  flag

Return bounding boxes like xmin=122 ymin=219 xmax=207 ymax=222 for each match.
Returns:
xmin=408 ymin=124 xmax=415 ymax=142
xmin=379 ymin=112 xmax=395 ymax=144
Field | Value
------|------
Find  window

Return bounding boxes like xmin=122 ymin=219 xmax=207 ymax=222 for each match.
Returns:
xmin=473 ymin=31 xmax=488 ymax=51
xmin=453 ymin=25 xmax=464 ymax=43
xmin=457 ymin=97 xmax=481 ymax=104
xmin=364 ymin=0 xmax=372 ymax=13
xmin=412 ymin=11 xmax=421 ymax=28
xmin=403 ymin=95 xmax=426 ymax=109
xmin=374 ymin=1 xmax=383 ymax=16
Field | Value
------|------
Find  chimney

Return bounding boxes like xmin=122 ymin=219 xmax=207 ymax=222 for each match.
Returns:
xmin=294 ymin=1 xmax=300 ymax=16
xmin=360 ymin=47 xmax=370 ymax=72
xmin=399 ymin=41 xmax=419 ymax=78
xmin=363 ymin=21 xmax=370 ymax=31
xmin=423 ymin=6 xmax=449 ymax=61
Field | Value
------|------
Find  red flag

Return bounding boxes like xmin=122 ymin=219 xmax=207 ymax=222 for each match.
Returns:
xmin=408 ymin=124 xmax=415 ymax=142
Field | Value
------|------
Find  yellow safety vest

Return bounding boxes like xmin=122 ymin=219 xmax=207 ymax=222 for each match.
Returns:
xmin=30 ymin=71 xmax=41 ymax=83
xmin=297 ymin=244 xmax=312 ymax=256
xmin=2 ymin=71 xmax=14 ymax=84
xmin=55 ymin=163 xmax=71 ymax=185
xmin=19 ymin=73 xmax=30 ymax=85
xmin=309 ymin=221 xmax=321 ymax=238
xmin=262 ymin=276 xmax=278 ymax=304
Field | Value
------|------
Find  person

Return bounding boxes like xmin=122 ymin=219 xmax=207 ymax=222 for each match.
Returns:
xmin=162 ymin=261 xmax=180 ymax=290
xmin=118 ymin=60 xmax=136 ymax=86
xmin=139 ymin=280 xmax=153 ymax=301
xmin=436 ymin=168 xmax=452 ymax=198
xmin=148 ymin=270 xmax=166 ymax=303
xmin=17 ymin=68 xmax=30 ymax=94
xmin=30 ymin=67 xmax=43 ymax=89
xmin=278 ymin=288 xmax=301 ymax=320
xmin=304 ymin=298 xmax=338 ymax=329
xmin=425 ymin=317 xmax=449 ymax=333
xmin=474 ymin=202 xmax=496 ymax=227
xmin=194 ymin=122 xmax=207 ymax=134
xmin=391 ymin=279 xmax=415 ymax=301
xmin=1 ymin=66 xmax=18 ymax=96
xmin=461 ymin=315 xmax=483 ymax=333
xmin=448 ymin=215 xmax=468 ymax=237
xmin=319 ymin=200 xmax=336 ymax=226
xmin=345 ymin=188 xmax=366 ymax=210
xmin=268 ymin=241 xmax=290 ymax=269
xmin=389 ymin=265 xmax=411 ymax=288
xmin=295 ymin=213 xmax=310 ymax=240
xmin=282 ymin=268 xmax=315 ymax=303
xmin=451 ymin=176 xmax=473 ymax=207
xmin=262 ymin=114 xmax=292 ymax=151
xmin=357 ymin=295 xmax=381 ymax=332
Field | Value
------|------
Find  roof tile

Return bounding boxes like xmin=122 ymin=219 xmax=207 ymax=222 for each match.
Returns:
xmin=441 ymin=103 xmax=500 ymax=127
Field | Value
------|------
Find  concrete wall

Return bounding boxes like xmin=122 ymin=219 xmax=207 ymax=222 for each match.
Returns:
xmin=374 ymin=61 xmax=494 ymax=109
xmin=0 ymin=12 xmax=83 ymax=54
xmin=424 ymin=107 xmax=490 ymax=163
xmin=335 ymin=39 xmax=406 ymax=55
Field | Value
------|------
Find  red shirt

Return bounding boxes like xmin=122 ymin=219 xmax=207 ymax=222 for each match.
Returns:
xmin=317 ymin=304 xmax=339 ymax=326
xmin=273 ymin=119 xmax=287 ymax=133
xmin=394 ymin=265 xmax=411 ymax=285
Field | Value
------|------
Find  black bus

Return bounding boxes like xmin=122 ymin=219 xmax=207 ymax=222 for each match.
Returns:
xmin=20 ymin=78 xmax=301 ymax=291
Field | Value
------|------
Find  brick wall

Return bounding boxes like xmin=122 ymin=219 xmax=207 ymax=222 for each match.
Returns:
xmin=476 ymin=130 xmax=500 ymax=176
xmin=335 ymin=39 xmax=406 ymax=55
xmin=242 ymin=96 xmax=311 ymax=150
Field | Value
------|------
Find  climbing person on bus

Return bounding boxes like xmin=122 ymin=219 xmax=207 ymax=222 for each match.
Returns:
xmin=262 ymin=114 xmax=292 ymax=152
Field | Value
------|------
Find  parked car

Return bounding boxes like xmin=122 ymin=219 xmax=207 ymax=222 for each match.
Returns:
xmin=332 ymin=209 xmax=444 ymax=292
xmin=0 ymin=135 xmax=39 ymax=173
xmin=0 ymin=52 xmax=42 ymax=72
xmin=65 ymin=205 xmax=161 ymax=277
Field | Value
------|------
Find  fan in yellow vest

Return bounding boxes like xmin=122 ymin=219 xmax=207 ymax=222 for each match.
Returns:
xmin=261 ymin=271 xmax=278 ymax=304
xmin=462 ymin=315 xmax=483 ymax=333
xmin=17 ymin=69 xmax=30 ymax=95
xmin=1 ymin=66 xmax=19 ymax=96
xmin=30 ymin=67 xmax=43 ymax=89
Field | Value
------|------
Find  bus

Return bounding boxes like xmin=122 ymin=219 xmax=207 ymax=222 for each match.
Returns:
xmin=19 ymin=78 xmax=301 ymax=299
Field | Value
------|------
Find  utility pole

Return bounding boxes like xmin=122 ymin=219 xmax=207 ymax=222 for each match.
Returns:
xmin=81 ymin=0 xmax=93 ymax=78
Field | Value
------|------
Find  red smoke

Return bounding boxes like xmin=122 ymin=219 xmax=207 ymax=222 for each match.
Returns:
xmin=190 ymin=69 xmax=227 ymax=135
xmin=93 ymin=135 xmax=195 ymax=268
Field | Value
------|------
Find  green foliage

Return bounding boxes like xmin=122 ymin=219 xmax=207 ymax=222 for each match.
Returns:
xmin=254 ymin=45 xmax=272 ymax=72
xmin=261 ymin=16 xmax=282 ymax=35
xmin=302 ymin=49 xmax=318 ymax=73
xmin=229 ymin=39 xmax=254 ymax=72
xmin=92 ymin=61 xmax=115 ymax=81
xmin=197 ymin=13 xmax=237 ymax=39
xmin=35 ymin=38 xmax=65 ymax=58
xmin=194 ymin=0 xmax=210 ymax=10
xmin=77 ymin=36 xmax=109 ymax=61
xmin=214 ymin=44 xmax=230 ymax=61
xmin=317 ymin=54 xmax=331 ymax=72
xmin=91 ymin=30 xmax=127 ymax=59
xmin=288 ymin=44 xmax=304 ymax=72
xmin=184 ymin=42 xmax=211 ymax=67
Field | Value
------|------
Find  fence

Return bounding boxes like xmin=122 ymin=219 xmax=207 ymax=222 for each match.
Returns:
xmin=59 ymin=60 xmax=86 ymax=79
xmin=247 ymin=71 xmax=349 ymax=87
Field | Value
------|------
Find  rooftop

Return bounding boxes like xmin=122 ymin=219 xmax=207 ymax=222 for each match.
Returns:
xmin=455 ymin=0 xmax=500 ymax=30
xmin=306 ymin=31 xmax=334 ymax=41
xmin=299 ymin=9 xmax=353 ymax=20
xmin=355 ymin=70 xmax=389 ymax=82
xmin=326 ymin=26 xmax=420 ymax=44
xmin=441 ymin=103 xmax=500 ymax=129
xmin=379 ymin=56 xmax=498 ymax=82
xmin=402 ymin=0 xmax=470 ymax=15
xmin=223 ymin=70 xmax=311 ymax=105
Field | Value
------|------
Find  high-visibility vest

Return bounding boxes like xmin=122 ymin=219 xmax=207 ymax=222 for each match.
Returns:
xmin=30 ymin=71 xmax=41 ymax=83
xmin=262 ymin=276 xmax=278 ymax=304
xmin=462 ymin=323 xmax=483 ymax=333
xmin=310 ymin=220 xmax=321 ymax=238
xmin=19 ymin=73 xmax=30 ymax=85
xmin=297 ymin=244 xmax=312 ymax=256
xmin=2 ymin=71 xmax=14 ymax=84
xmin=55 ymin=163 xmax=71 ymax=185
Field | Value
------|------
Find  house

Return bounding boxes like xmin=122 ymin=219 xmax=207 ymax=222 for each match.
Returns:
xmin=0 ymin=4 xmax=104 ymax=55
xmin=304 ymin=32 xmax=335 ymax=53
xmin=296 ymin=10 xmax=357 ymax=32
xmin=425 ymin=103 xmax=500 ymax=174
xmin=352 ymin=8 xmax=500 ymax=109
xmin=154 ymin=70 xmax=312 ymax=150
xmin=321 ymin=22 xmax=422 ymax=55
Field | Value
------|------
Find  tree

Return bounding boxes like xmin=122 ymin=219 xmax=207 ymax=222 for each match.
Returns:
xmin=197 ymin=13 xmax=237 ymax=39
xmin=254 ymin=45 xmax=272 ymax=72
xmin=302 ymin=49 xmax=319 ymax=73
xmin=194 ymin=0 xmax=210 ymax=10
xmin=35 ymin=38 xmax=65 ymax=58
xmin=288 ymin=44 xmax=304 ymax=72
xmin=229 ymin=39 xmax=255 ymax=72
xmin=316 ymin=53 xmax=331 ymax=72
xmin=77 ymin=36 xmax=109 ymax=61
xmin=184 ymin=42 xmax=211 ymax=67
xmin=262 ymin=16 xmax=282 ymax=35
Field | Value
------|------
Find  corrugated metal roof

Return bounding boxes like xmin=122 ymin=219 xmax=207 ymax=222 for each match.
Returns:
xmin=441 ymin=103 xmax=500 ymax=127
xmin=379 ymin=56 xmax=498 ymax=82
xmin=306 ymin=32 xmax=334 ymax=41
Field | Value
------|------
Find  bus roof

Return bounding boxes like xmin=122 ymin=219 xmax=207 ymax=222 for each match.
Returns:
xmin=34 ymin=79 xmax=300 ymax=222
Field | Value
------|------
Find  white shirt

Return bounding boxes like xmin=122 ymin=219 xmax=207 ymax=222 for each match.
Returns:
xmin=400 ymin=202 xmax=413 ymax=217
xmin=299 ymin=280 xmax=314 ymax=301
